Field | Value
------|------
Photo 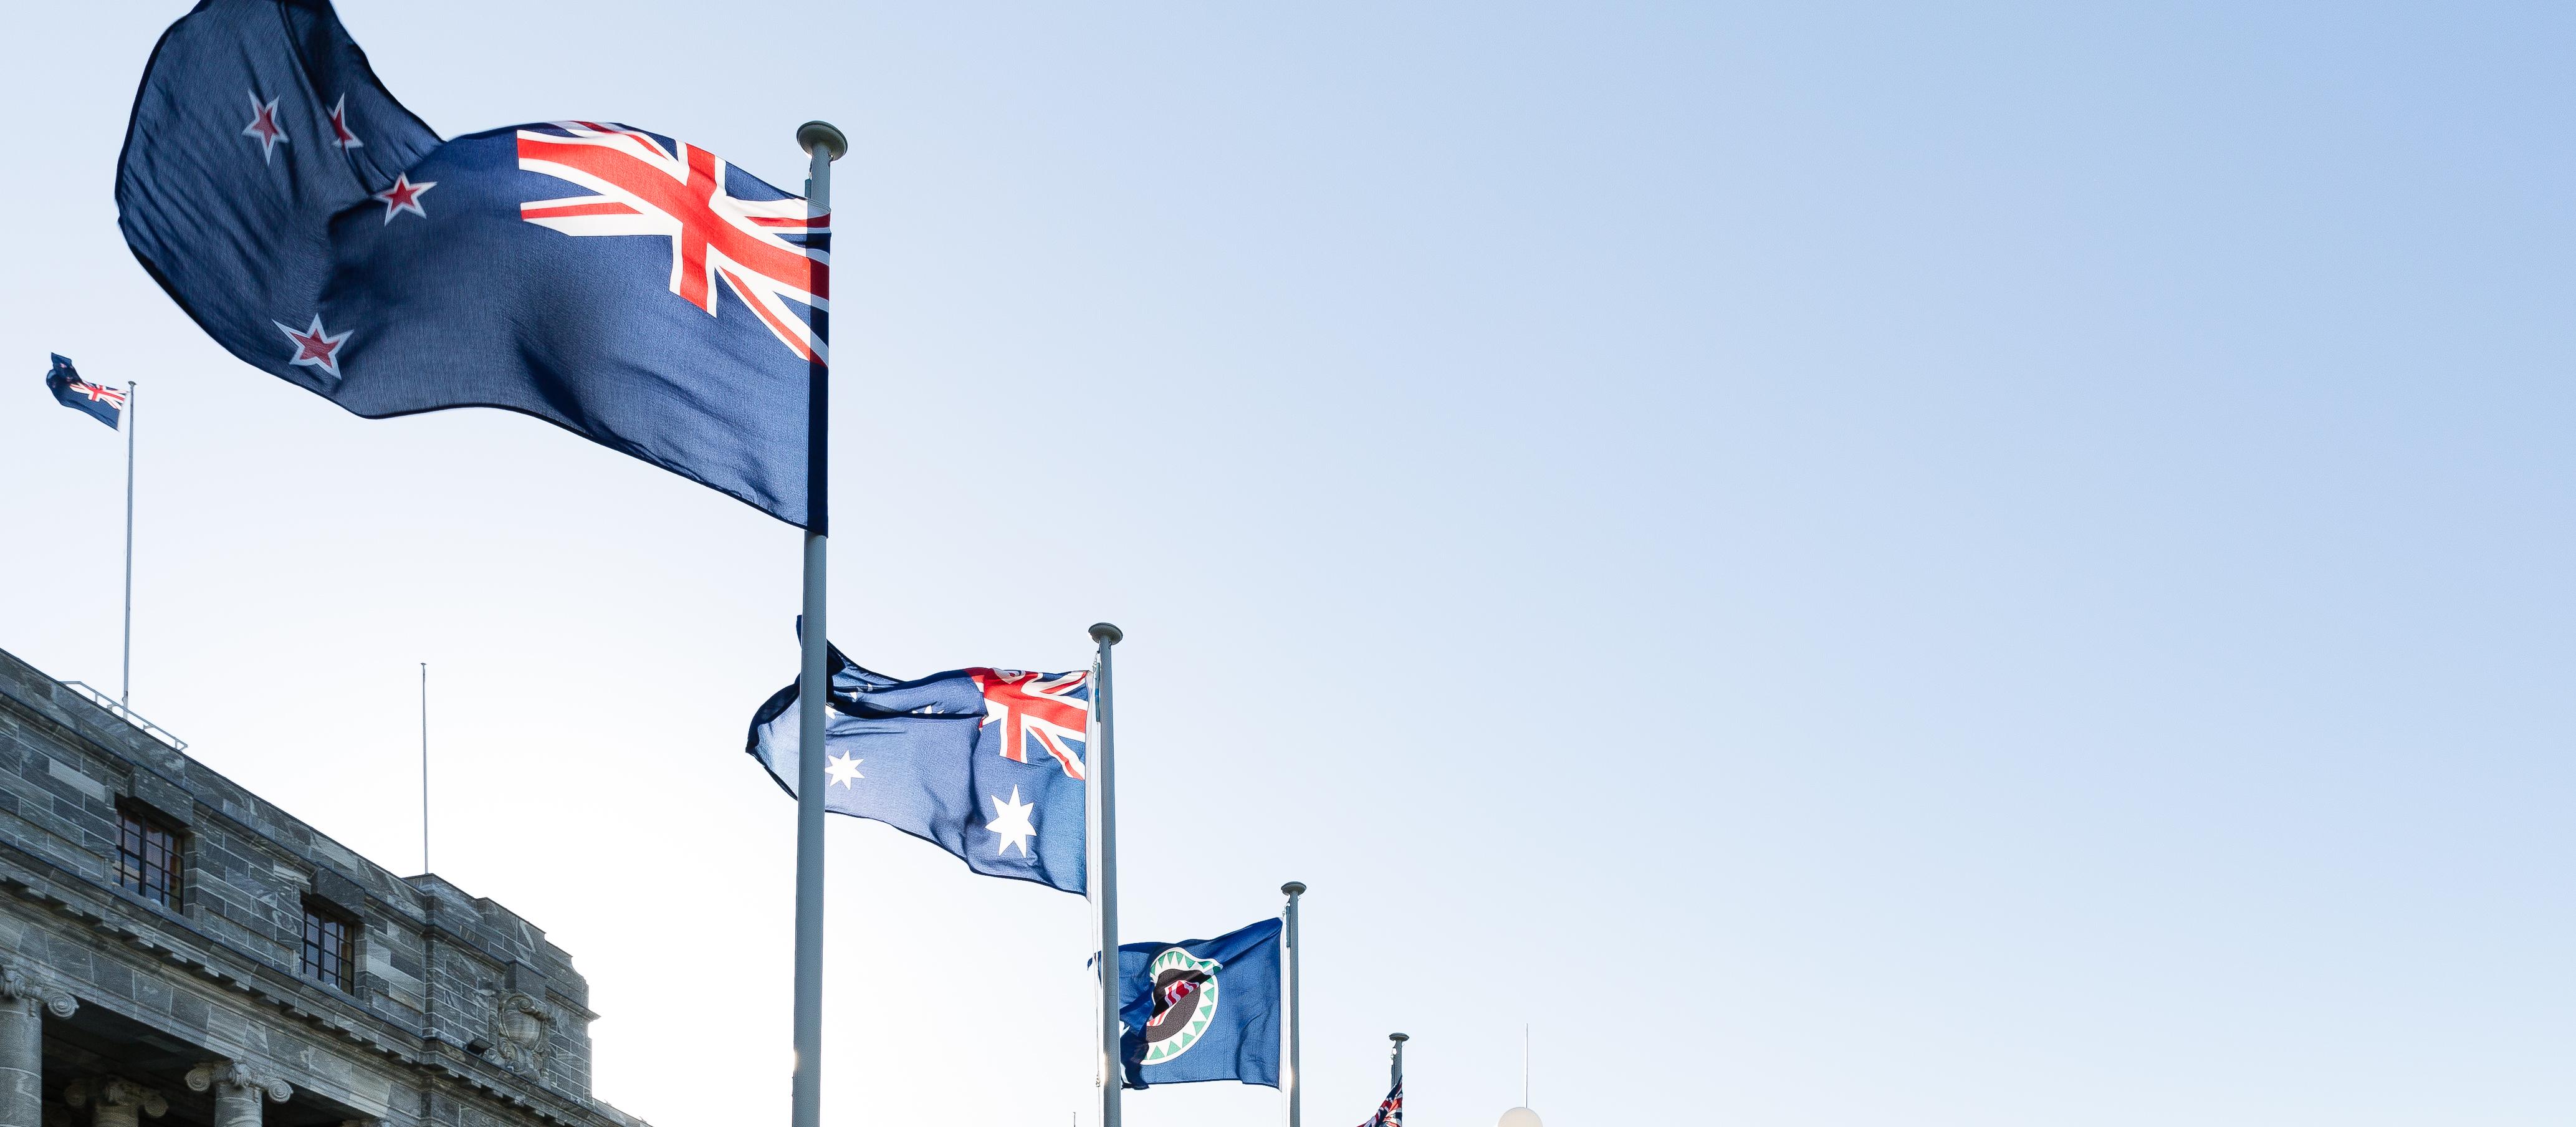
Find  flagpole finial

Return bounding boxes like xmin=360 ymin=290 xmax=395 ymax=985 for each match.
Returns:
xmin=1390 ymin=1032 xmax=1407 ymax=1043
xmin=1281 ymin=880 xmax=1306 ymax=896
xmin=1089 ymin=622 xmax=1124 ymax=645
xmin=797 ymin=120 xmax=847 ymax=161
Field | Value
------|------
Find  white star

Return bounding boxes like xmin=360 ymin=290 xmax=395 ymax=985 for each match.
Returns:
xmin=986 ymin=787 xmax=1038 ymax=857
xmin=825 ymin=752 xmax=863 ymax=789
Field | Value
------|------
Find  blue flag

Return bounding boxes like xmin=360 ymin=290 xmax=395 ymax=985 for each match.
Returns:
xmin=44 ymin=356 xmax=122 ymax=429
xmin=117 ymin=1 xmax=825 ymax=528
xmin=745 ymin=641 xmax=1091 ymax=893
xmin=1109 ymin=918 xmax=1285 ymax=1090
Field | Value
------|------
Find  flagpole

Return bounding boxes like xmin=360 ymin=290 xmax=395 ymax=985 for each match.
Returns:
xmin=419 ymin=663 xmax=430 ymax=873
xmin=121 ymin=380 xmax=135 ymax=710
xmin=790 ymin=118 xmax=845 ymax=1127
xmin=1281 ymin=880 xmax=1305 ymax=1127
xmin=1389 ymin=1032 xmax=1405 ymax=1101
xmin=1089 ymin=621 xmax=1124 ymax=1127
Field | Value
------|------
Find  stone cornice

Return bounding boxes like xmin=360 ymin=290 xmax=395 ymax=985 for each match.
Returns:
xmin=0 ymin=859 xmax=641 ymax=1127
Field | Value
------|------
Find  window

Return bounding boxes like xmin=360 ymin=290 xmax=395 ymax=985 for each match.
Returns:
xmin=114 ymin=804 xmax=181 ymax=908
xmin=300 ymin=900 xmax=356 ymax=989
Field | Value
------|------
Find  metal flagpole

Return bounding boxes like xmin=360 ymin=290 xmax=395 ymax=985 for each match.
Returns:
xmin=1281 ymin=881 xmax=1305 ymax=1127
xmin=1089 ymin=621 xmax=1124 ymax=1127
xmin=419 ymin=663 xmax=430 ymax=873
xmin=790 ymin=118 xmax=845 ymax=1127
xmin=120 ymin=380 xmax=135 ymax=710
xmin=1389 ymin=1031 xmax=1405 ymax=1095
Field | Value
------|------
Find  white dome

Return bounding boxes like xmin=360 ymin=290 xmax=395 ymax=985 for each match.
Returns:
xmin=1499 ymin=1108 xmax=1544 ymax=1127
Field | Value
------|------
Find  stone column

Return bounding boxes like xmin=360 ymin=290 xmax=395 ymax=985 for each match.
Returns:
xmin=183 ymin=1063 xmax=290 ymax=1127
xmin=62 ymin=1080 xmax=161 ymax=1127
xmin=0 ymin=960 xmax=77 ymax=1127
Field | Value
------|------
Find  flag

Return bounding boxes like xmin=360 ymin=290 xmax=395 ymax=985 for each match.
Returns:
xmin=1108 ymin=918 xmax=1284 ymax=1090
xmin=116 ymin=1 xmax=825 ymax=529
xmin=45 ymin=356 xmax=123 ymax=429
xmin=745 ymin=640 xmax=1089 ymax=893
xmin=1358 ymin=1081 xmax=1403 ymax=1127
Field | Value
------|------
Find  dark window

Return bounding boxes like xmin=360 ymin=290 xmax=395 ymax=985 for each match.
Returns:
xmin=300 ymin=900 xmax=355 ymax=989
xmin=114 ymin=804 xmax=181 ymax=907
xmin=299 ymin=897 xmax=355 ymax=985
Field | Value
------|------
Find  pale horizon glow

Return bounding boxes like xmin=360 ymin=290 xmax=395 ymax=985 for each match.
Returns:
xmin=4 ymin=2 xmax=2570 ymax=1125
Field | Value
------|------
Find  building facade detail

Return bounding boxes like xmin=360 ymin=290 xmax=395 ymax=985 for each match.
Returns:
xmin=487 ymin=994 xmax=551 ymax=1078
xmin=63 ymin=1080 xmax=163 ymax=1127
xmin=0 ymin=648 xmax=655 ymax=1127
xmin=0 ymin=962 xmax=76 ymax=1022
xmin=185 ymin=1061 xmax=290 ymax=1127
xmin=0 ymin=957 xmax=73 ymax=1127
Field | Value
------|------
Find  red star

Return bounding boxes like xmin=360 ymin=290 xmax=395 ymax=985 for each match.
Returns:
xmin=241 ymin=91 xmax=288 ymax=163
xmin=373 ymin=173 xmax=437 ymax=224
xmin=271 ymin=315 xmax=351 ymax=378
xmin=328 ymin=94 xmax=363 ymax=150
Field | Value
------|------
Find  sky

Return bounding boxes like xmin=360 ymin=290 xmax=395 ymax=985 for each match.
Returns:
xmin=3 ymin=1 xmax=2573 ymax=1124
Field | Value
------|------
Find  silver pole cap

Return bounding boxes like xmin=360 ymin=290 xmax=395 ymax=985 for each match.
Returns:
xmin=1090 ymin=622 xmax=1124 ymax=645
xmin=1389 ymin=1032 xmax=1408 ymax=1043
xmin=1281 ymin=880 xmax=1306 ymax=896
xmin=797 ymin=120 xmax=848 ymax=160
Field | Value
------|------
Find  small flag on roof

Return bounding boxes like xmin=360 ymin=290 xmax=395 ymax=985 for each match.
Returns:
xmin=44 ymin=355 xmax=122 ymax=429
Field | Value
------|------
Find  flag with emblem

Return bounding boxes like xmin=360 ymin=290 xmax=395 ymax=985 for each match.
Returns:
xmin=45 ymin=356 xmax=123 ymax=429
xmin=745 ymin=635 xmax=1090 ymax=893
xmin=1104 ymin=918 xmax=1285 ymax=1090
xmin=115 ymin=0 xmax=825 ymax=527
xmin=1358 ymin=1081 xmax=1402 ymax=1127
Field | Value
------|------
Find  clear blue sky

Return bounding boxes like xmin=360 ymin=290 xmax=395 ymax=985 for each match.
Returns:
xmin=5 ymin=2 xmax=2572 ymax=1124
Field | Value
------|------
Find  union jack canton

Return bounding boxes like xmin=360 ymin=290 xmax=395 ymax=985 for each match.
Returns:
xmin=1359 ymin=1081 xmax=1402 ymax=1127
xmin=44 ymin=355 xmax=123 ymax=429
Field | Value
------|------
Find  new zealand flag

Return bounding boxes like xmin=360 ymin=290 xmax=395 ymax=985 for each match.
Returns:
xmin=745 ymin=639 xmax=1091 ymax=894
xmin=116 ymin=1 xmax=824 ymax=528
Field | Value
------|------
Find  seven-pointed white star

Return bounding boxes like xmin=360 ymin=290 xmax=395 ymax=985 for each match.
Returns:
xmin=825 ymin=752 xmax=863 ymax=789
xmin=987 ymin=786 xmax=1038 ymax=857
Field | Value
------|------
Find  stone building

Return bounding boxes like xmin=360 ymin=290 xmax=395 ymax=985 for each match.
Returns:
xmin=0 ymin=648 xmax=659 ymax=1127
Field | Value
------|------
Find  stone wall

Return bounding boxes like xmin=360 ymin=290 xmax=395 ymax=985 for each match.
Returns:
xmin=0 ymin=646 xmax=651 ymax=1127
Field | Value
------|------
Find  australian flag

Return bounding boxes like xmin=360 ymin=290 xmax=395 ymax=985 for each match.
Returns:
xmin=1108 ymin=918 xmax=1284 ymax=1090
xmin=745 ymin=640 xmax=1090 ymax=893
xmin=45 ymin=356 xmax=123 ymax=429
xmin=116 ymin=1 xmax=824 ymax=528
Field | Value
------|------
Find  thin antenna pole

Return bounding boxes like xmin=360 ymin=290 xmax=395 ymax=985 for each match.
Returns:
xmin=120 ymin=381 xmax=135 ymax=709
xmin=419 ymin=663 xmax=429 ymax=873
xmin=1523 ymin=1024 xmax=1530 ymax=1106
